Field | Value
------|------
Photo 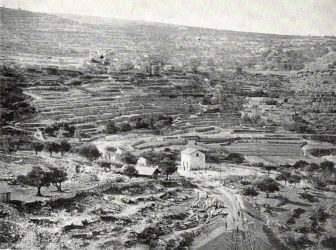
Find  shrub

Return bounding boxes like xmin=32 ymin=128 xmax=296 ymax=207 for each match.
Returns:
xmin=43 ymin=141 xmax=60 ymax=157
xmin=105 ymin=146 xmax=117 ymax=153
xmin=298 ymin=192 xmax=318 ymax=203
xmin=311 ymin=176 xmax=327 ymax=188
xmin=105 ymin=120 xmax=119 ymax=134
xmin=276 ymin=170 xmax=291 ymax=184
xmin=123 ymin=165 xmax=138 ymax=179
xmin=225 ymin=153 xmax=244 ymax=164
xmin=293 ymin=208 xmax=306 ymax=218
xmin=286 ymin=217 xmax=295 ymax=225
xmin=77 ymin=143 xmax=101 ymax=163
xmin=242 ymin=186 xmax=259 ymax=196
xmin=30 ymin=141 xmax=44 ymax=155
xmin=265 ymin=100 xmax=277 ymax=105
xmin=288 ymin=174 xmax=302 ymax=187
xmin=240 ymin=180 xmax=251 ymax=185
xmin=309 ymin=163 xmax=320 ymax=171
xmin=285 ymin=234 xmax=313 ymax=248
xmin=205 ymin=154 xmax=220 ymax=163
xmin=119 ymin=151 xmax=138 ymax=165
xmin=59 ymin=140 xmax=71 ymax=155
xmin=117 ymin=122 xmax=132 ymax=132
xmin=293 ymin=160 xmax=309 ymax=169
xmin=43 ymin=122 xmax=75 ymax=137
xmin=96 ymin=160 xmax=111 ymax=171
xmin=115 ymin=176 xmax=125 ymax=183
xmin=252 ymin=176 xmax=280 ymax=198
xmin=320 ymin=160 xmax=334 ymax=173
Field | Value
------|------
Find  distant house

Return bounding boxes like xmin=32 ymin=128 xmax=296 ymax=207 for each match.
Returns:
xmin=180 ymin=147 xmax=206 ymax=170
xmin=135 ymin=166 xmax=160 ymax=178
xmin=0 ymin=183 xmax=11 ymax=202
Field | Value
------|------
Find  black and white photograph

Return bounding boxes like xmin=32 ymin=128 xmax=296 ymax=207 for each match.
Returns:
xmin=0 ymin=0 xmax=335 ymax=249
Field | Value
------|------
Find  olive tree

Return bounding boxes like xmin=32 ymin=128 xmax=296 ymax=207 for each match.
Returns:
xmin=48 ymin=166 xmax=68 ymax=192
xmin=253 ymin=176 xmax=280 ymax=198
xmin=276 ymin=170 xmax=291 ymax=184
xmin=320 ymin=160 xmax=334 ymax=173
xmin=77 ymin=143 xmax=101 ymax=163
xmin=17 ymin=166 xmax=51 ymax=196
xmin=158 ymin=152 xmax=178 ymax=180
xmin=289 ymin=174 xmax=302 ymax=188
xmin=59 ymin=140 xmax=71 ymax=156
xmin=43 ymin=141 xmax=60 ymax=157
xmin=119 ymin=151 xmax=138 ymax=165
xmin=30 ymin=141 xmax=44 ymax=155
xmin=123 ymin=164 xmax=138 ymax=179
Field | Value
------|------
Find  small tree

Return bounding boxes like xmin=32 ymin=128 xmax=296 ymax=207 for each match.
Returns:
xmin=77 ymin=143 xmax=101 ymax=163
xmin=59 ymin=140 xmax=71 ymax=155
xmin=252 ymin=176 xmax=280 ymax=198
xmin=320 ymin=160 xmax=334 ymax=173
xmin=30 ymin=141 xmax=44 ymax=155
xmin=159 ymin=155 xmax=178 ymax=180
xmin=293 ymin=160 xmax=309 ymax=169
xmin=242 ymin=186 xmax=259 ymax=196
xmin=159 ymin=164 xmax=177 ymax=180
xmin=289 ymin=174 xmax=302 ymax=188
xmin=96 ymin=160 xmax=112 ymax=171
xmin=141 ymin=150 xmax=161 ymax=166
xmin=18 ymin=166 xmax=51 ymax=196
xmin=116 ymin=122 xmax=132 ymax=132
xmin=263 ymin=165 xmax=277 ymax=176
xmin=105 ymin=146 xmax=117 ymax=159
xmin=105 ymin=120 xmax=119 ymax=134
xmin=123 ymin=164 xmax=138 ymax=179
xmin=43 ymin=141 xmax=60 ymax=157
xmin=310 ymin=176 xmax=327 ymax=188
xmin=119 ymin=151 xmax=138 ymax=165
xmin=276 ymin=170 xmax=291 ymax=184
xmin=48 ymin=166 xmax=68 ymax=192
xmin=309 ymin=163 xmax=320 ymax=171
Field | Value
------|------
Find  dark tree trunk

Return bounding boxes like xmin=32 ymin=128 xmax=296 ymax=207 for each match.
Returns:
xmin=37 ymin=187 xmax=42 ymax=196
xmin=166 ymin=174 xmax=169 ymax=180
xmin=35 ymin=150 xmax=38 ymax=155
xmin=52 ymin=182 xmax=63 ymax=192
xmin=266 ymin=191 xmax=269 ymax=198
xmin=49 ymin=150 xmax=52 ymax=157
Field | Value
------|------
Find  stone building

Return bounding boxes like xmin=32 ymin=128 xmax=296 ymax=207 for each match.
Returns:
xmin=180 ymin=147 xmax=206 ymax=170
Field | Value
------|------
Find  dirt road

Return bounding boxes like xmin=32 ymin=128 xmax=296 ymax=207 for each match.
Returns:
xmin=180 ymin=170 xmax=247 ymax=231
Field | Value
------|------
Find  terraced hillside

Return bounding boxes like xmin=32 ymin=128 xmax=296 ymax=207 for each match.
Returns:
xmin=1 ymin=7 xmax=335 ymax=138
xmin=19 ymin=68 xmax=216 ymax=134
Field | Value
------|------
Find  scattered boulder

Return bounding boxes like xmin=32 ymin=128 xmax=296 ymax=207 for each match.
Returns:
xmin=63 ymin=219 xmax=85 ymax=231
xmin=100 ymin=215 xmax=117 ymax=222
xmin=29 ymin=216 xmax=58 ymax=225
xmin=71 ymin=231 xmax=93 ymax=239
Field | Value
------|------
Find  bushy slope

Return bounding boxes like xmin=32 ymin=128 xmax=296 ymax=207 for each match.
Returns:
xmin=1 ymin=7 xmax=335 ymax=71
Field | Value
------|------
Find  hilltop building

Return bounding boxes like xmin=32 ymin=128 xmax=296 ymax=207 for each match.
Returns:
xmin=180 ymin=147 xmax=206 ymax=170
